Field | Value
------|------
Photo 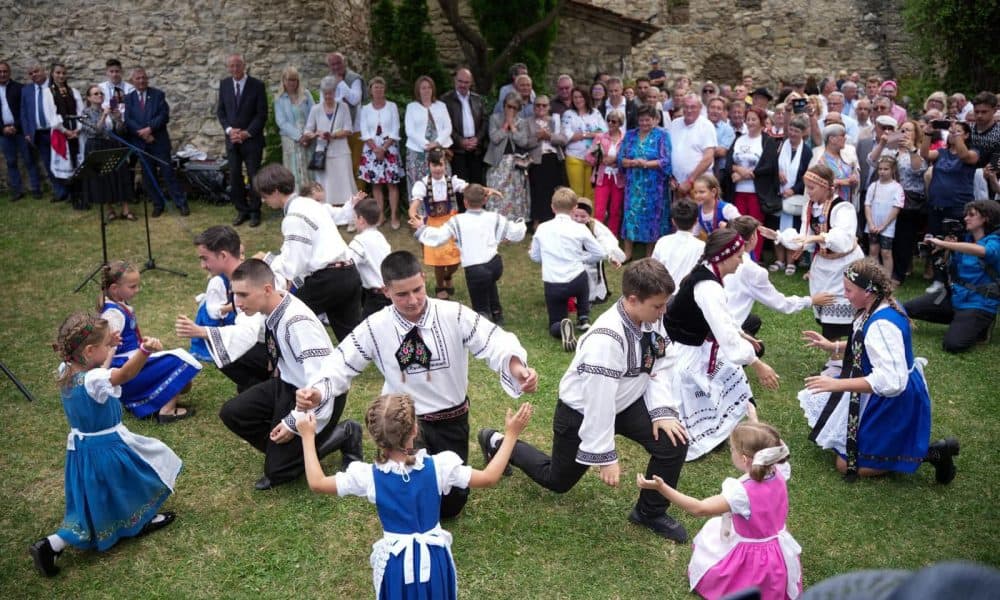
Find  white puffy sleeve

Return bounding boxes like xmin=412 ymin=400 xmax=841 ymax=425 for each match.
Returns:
xmin=204 ymin=276 xmax=229 ymax=321
xmin=100 ymin=307 xmax=126 ymax=335
xmin=863 ymin=316 xmax=909 ymax=397
xmin=823 ymin=202 xmax=859 ymax=254
xmin=720 ymin=477 xmax=751 ymax=519
xmin=84 ymin=368 xmax=121 ymax=405
xmin=335 ymin=460 xmax=376 ymax=502
xmin=694 ymin=281 xmax=757 ymax=366
xmin=433 ymin=450 xmax=473 ymax=494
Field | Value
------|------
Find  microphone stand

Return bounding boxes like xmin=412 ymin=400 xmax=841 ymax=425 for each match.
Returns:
xmin=106 ymin=129 xmax=186 ymax=279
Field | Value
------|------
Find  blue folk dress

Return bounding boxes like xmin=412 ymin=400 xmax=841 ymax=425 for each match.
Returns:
xmin=336 ymin=450 xmax=470 ymax=599
xmin=101 ymin=301 xmax=202 ymax=418
xmin=58 ymin=368 xmax=182 ymax=551
xmin=190 ymin=274 xmax=237 ymax=361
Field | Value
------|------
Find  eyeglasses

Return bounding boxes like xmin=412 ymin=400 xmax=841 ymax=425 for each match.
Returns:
xmin=534 ymin=103 xmax=549 ymax=107
xmin=506 ymin=104 xmax=519 ymax=109
xmin=92 ymin=91 xmax=105 ymax=95
xmin=702 ymin=88 xmax=714 ymax=93
xmin=607 ymin=119 xmax=621 ymax=124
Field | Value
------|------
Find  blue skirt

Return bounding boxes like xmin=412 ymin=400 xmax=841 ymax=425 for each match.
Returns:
xmin=379 ymin=545 xmax=457 ymax=600
xmin=112 ymin=350 xmax=201 ymax=418
xmin=190 ymin=302 xmax=234 ymax=362
xmin=845 ymin=369 xmax=931 ymax=473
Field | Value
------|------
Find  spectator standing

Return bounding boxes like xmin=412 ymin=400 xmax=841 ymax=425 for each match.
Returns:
xmin=217 ymin=54 xmax=267 ymax=227
xmin=0 ymin=61 xmax=40 ymax=201
xmin=441 ymin=68 xmax=488 ymax=189
xmin=274 ymin=66 xmax=314 ymax=190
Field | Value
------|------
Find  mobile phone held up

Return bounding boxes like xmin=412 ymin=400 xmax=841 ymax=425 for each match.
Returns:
xmin=931 ymin=119 xmax=951 ymax=130
xmin=792 ymin=98 xmax=807 ymax=114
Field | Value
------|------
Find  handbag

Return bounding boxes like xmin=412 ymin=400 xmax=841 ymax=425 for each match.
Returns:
xmin=782 ymin=194 xmax=807 ymax=216
xmin=307 ymin=103 xmax=340 ymax=171
xmin=903 ymin=189 xmax=927 ymax=212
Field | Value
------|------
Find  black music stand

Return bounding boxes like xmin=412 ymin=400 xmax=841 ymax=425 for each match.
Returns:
xmin=73 ymin=147 xmax=132 ymax=293
xmin=0 ymin=360 xmax=34 ymax=401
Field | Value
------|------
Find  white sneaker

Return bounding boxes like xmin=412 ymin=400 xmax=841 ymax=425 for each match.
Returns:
xmin=925 ymin=281 xmax=945 ymax=294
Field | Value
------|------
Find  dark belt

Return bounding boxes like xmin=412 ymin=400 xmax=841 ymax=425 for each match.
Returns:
xmin=326 ymin=258 xmax=355 ymax=270
xmin=418 ymin=398 xmax=469 ymax=422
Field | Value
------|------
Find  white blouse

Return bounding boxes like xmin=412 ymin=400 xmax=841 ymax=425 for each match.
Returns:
xmin=404 ymin=100 xmax=453 ymax=152
xmin=359 ymin=101 xmax=401 ymax=142
xmin=561 ymin=108 xmax=607 ymax=159
xmin=859 ymin=304 xmax=910 ymax=397
xmin=306 ymin=100 xmax=352 ymax=157
xmin=334 ymin=449 xmax=472 ymax=502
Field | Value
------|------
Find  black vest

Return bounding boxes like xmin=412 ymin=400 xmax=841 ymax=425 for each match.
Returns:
xmin=663 ymin=265 xmax=719 ymax=347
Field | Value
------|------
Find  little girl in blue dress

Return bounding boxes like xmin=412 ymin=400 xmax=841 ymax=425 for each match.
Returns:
xmin=30 ymin=312 xmax=182 ymax=577
xmin=189 ymin=272 xmax=237 ymax=361
xmin=297 ymin=393 xmax=532 ymax=599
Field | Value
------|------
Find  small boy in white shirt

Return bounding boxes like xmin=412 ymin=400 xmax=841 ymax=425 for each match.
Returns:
xmin=349 ymin=198 xmax=393 ymax=317
xmin=412 ymin=184 xmax=526 ymax=325
xmin=651 ymin=199 xmax=705 ymax=287
xmin=530 ymin=187 xmax=607 ymax=351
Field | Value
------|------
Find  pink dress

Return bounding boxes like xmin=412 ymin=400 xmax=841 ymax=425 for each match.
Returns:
xmin=689 ymin=464 xmax=802 ymax=600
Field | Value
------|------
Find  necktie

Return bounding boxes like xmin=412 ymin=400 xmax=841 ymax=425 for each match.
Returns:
xmin=395 ymin=326 xmax=432 ymax=382
xmin=265 ymin=326 xmax=281 ymax=378
xmin=36 ymin=85 xmax=43 ymax=129
xmin=139 ymin=93 xmax=145 ymax=111
xmin=235 ymin=81 xmax=242 ymax=109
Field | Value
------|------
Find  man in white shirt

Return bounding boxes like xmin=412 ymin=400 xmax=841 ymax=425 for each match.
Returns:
xmin=651 ymin=200 xmax=705 ymax=286
xmin=217 ymin=258 xmax=363 ymax=490
xmin=254 ymin=164 xmax=362 ymax=342
xmin=294 ymin=249 xmax=538 ymax=518
xmin=605 ymin=77 xmax=637 ymax=130
xmin=841 ymin=81 xmax=859 ymax=119
xmin=822 ymin=92 xmax=860 ymax=144
xmin=495 ymin=63 xmax=528 ymax=115
xmin=99 ymin=58 xmax=134 ymax=110
xmin=708 ymin=97 xmax=735 ymax=178
xmin=669 ymin=94 xmax=717 ymax=199
xmin=440 ymin=68 xmax=488 ymax=188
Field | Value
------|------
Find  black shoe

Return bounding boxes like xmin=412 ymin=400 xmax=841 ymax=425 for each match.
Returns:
xmin=315 ymin=420 xmax=363 ymax=470
xmin=926 ymin=437 xmax=960 ymax=484
xmin=254 ymin=475 xmax=272 ymax=491
xmin=628 ymin=507 xmax=688 ymax=543
xmin=232 ymin=213 xmax=249 ymax=226
xmin=178 ymin=204 xmax=191 ymax=217
xmin=138 ymin=511 xmax=176 ymax=536
xmin=577 ymin=317 xmax=591 ymax=332
xmin=249 ymin=213 xmax=261 ymax=228
xmin=477 ymin=428 xmax=512 ymax=476
xmin=151 ymin=206 xmax=164 ymax=218
xmin=560 ymin=318 xmax=577 ymax=352
xmin=50 ymin=194 xmax=66 ymax=203
xmin=29 ymin=538 xmax=61 ymax=577
xmin=32 ymin=190 xmax=43 ymax=199
xmin=11 ymin=192 xmax=24 ymax=202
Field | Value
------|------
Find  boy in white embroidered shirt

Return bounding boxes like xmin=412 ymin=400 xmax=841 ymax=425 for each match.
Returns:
xmin=348 ymin=197 xmax=393 ymax=317
xmin=412 ymin=184 xmax=526 ymax=325
xmin=651 ymin=199 xmax=706 ymax=288
xmin=529 ymin=187 xmax=608 ymax=351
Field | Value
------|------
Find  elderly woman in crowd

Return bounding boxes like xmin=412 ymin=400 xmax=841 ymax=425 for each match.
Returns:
xmin=404 ymin=75 xmax=452 ymax=193
xmin=79 ymin=84 xmax=134 ymax=220
xmin=359 ymin=76 xmax=404 ymax=228
xmin=809 ymin=121 xmax=860 ymax=209
xmin=923 ymin=91 xmax=947 ymax=114
xmin=722 ymin=106 xmax=780 ymax=260
xmin=619 ymin=104 xmax=672 ymax=260
xmin=303 ymin=75 xmax=357 ymax=223
xmin=562 ymin=85 xmax=607 ymax=200
xmin=526 ymin=94 xmax=566 ymax=227
xmin=588 ymin=108 xmax=626 ymax=236
xmin=772 ymin=114 xmax=814 ymax=275
xmin=485 ymin=91 xmax=534 ymax=221
xmin=42 ymin=63 xmax=84 ymax=208
xmin=274 ymin=66 xmax=314 ymax=189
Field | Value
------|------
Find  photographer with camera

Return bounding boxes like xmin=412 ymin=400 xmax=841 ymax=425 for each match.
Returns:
xmin=904 ymin=200 xmax=1000 ymax=353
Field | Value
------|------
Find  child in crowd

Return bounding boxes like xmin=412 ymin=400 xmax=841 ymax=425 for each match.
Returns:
xmin=30 ymin=313 xmax=182 ymax=577
xmin=864 ymin=156 xmax=905 ymax=284
xmin=190 ymin=242 xmax=241 ymax=362
xmin=99 ymin=261 xmax=201 ymax=423
xmin=297 ymin=393 xmax=532 ymax=599
xmin=638 ymin=422 xmax=802 ymax=600
xmin=571 ymin=196 xmax=625 ymax=304
xmin=349 ymin=197 xmax=393 ymax=318
xmin=530 ymin=187 xmax=607 ymax=351
xmin=409 ymin=149 xmax=467 ymax=300
xmin=652 ymin=199 xmax=706 ymax=287
xmin=413 ymin=183 xmax=526 ymax=325
xmin=691 ymin=174 xmax=740 ymax=240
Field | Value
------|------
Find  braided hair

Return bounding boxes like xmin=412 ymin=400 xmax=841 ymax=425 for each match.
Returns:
xmin=365 ymin=394 xmax=418 ymax=466
xmin=844 ymin=258 xmax=910 ymax=326
xmin=53 ymin=312 xmax=109 ymax=388
xmin=97 ymin=259 xmax=137 ymax=310
xmin=730 ymin=422 xmax=787 ymax=482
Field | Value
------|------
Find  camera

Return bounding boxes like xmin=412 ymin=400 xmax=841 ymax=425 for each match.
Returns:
xmin=931 ymin=119 xmax=951 ymax=130
xmin=791 ymin=98 xmax=807 ymax=114
xmin=918 ymin=218 xmax=965 ymax=277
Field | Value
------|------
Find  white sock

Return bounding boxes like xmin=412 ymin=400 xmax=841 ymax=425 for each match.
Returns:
xmin=490 ymin=432 xmax=504 ymax=449
xmin=47 ymin=534 xmax=66 ymax=552
xmin=150 ymin=513 xmax=166 ymax=524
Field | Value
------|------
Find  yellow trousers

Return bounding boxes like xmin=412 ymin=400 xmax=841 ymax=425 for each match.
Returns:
xmin=564 ymin=155 xmax=594 ymax=200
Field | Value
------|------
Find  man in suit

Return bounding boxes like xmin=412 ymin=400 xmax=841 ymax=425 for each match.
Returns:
xmin=217 ymin=54 xmax=267 ymax=227
xmin=20 ymin=61 xmax=65 ymax=201
xmin=441 ymin=68 xmax=487 ymax=194
xmin=124 ymin=66 xmax=189 ymax=217
xmin=0 ymin=61 xmax=40 ymax=201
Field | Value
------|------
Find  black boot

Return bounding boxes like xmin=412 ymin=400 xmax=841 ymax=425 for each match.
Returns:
xmin=925 ymin=437 xmax=960 ymax=484
xmin=29 ymin=538 xmax=61 ymax=577
xmin=316 ymin=420 xmax=364 ymax=471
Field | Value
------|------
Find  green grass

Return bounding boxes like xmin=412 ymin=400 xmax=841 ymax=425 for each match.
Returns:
xmin=0 ymin=198 xmax=997 ymax=598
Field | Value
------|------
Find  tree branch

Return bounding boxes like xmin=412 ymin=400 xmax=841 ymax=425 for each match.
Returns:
xmin=437 ymin=0 xmax=487 ymax=53
xmin=490 ymin=0 xmax=564 ymax=72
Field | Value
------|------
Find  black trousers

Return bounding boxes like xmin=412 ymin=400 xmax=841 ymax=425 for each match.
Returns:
xmin=450 ymin=151 xmax=484 ymax=189
xmin=361 ymin=287 xmax=391 ymax=319
xmin=219 ymin=377 xmax=346 ymax=484
xmin=904 ymin=292 xmax=995 ymax=353
xmin=219 ymin=343 xmax=270 ymax=393
xmin=892 ymin=207 xmax=923 ymax=284
xmin=544 ymin=271 xmax=590 ymax=337
xmin=227 ymin=140 xmax=263 ymax=216
xmin=464 ymin=255 xmax=503 ymax=319
xmin=295 ymin=265 xmax=363 ymax=342
xmin=417 ymin=407 xmax=470 ymax=519
xmin=510 ymin=398 xmax=687 ymax=517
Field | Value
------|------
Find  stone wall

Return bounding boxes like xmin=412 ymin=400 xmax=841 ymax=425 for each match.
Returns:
xmin=0 ymin=0 xmax=371 ymax=155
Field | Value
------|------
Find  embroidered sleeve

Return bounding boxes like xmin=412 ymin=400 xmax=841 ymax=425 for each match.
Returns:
xmin=269 ymin=210 xmax=316 ymax=283
xmin=335 ymin=461 xmax=376 ymax=502
xmin=281 ymin=316 xmax=336 ymax=435
xmin=574 ymin=333 xmax=626 ymax=466
xmin=720 ymin=477 xmax=751 ymax=519
xmin=204 ymin=313 xmax=265 ymax=368
xmin=459 ymin=305 xmax=529 ymax=398
xmin=84 ymin=368 xmax=120 ymax=405
xmin=433 ymin=451 xmax=473 ymax=494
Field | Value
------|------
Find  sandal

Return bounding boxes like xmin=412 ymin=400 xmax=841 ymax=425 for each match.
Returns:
xmin=768 ymin=261 xmax=784 ymax=273
xmin=785 ymin=264 xmax=797 ymax=275
xmin=435 ymin=286 xmax=450 ymax=300
xmin=106 ymin=210 xmax=118 ymax=222
xmin=122 ymin=211 xmax=137 ymax=221
xmin=156 ymin=406 xmax=196 ymax=424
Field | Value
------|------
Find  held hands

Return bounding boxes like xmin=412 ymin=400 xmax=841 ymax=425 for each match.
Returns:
xmin=408 ymin=214 xmax=424 ymax=229
xmin=295 ymin=412 xmax=317 ymax=438
xmin=652 ymin=419 xmax=689 ymax=447
xmin=503 ymin=402 xmax=534 ymax=438
xmin=599 ymin=462 xmax=620 ymax=488
xmin=140 ymin=336 xmax=163 ymax=352
xmin=510 ymin=359 xmax=539 ymax=393
xmin=270 ymin=422 xmax=294 ymax=444
xmin=295 ymin=387 xmax=322 ymax=411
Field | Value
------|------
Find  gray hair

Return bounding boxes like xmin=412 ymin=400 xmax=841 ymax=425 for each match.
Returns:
xmin=606 ymin=109 xmax=625 ymax=124
xmin=789 ymin=114 xmax=810 ymax=131
xmin=828 ymin=91 xmax=844 ymax=101
xmin=842 ymin=81 xmax=858 ymax=91
xmin=320 ymin=75 xmax=338 ymax=93
xmin=822 ymin=123 xmax=846 ymax=143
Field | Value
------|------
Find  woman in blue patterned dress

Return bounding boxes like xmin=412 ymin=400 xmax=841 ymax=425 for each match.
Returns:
xmin=619 ymin=104 xmax=672 ymax=260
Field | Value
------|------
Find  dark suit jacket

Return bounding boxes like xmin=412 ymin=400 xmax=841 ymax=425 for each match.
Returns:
xmin=124 ymin=87 xmax=172 ymax=155
xmin=216 ymin=76 xmax=267 ymax=149
xmin=856 ymin=137 xmax=876 ymax=198
xmin=440 ymin=89 xmax=487 ymax=154
xmin=20 ymin=80 xmax=47 ymax=138
xmin=721 ymin=132 xmax=782 ymax=213
xmin=4 ymin=80 xmax=25 ymax=133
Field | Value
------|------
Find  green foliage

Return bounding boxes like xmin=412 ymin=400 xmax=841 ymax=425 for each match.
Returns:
xmin=901 ymin=0 xmax=1000 ymax=94
xmin=470 ymin=0 xmax=559 ymax=95
xmin=370 ymin=0 xmax=399 ymax=83
xmin=263 ymin=90 xmax=282 ymax=166
xmin=373 ymin=0 xmax=447 ymax=96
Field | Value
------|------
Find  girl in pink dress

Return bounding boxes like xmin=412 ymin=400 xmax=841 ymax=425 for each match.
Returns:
xmin=637 ymin=422 xmax=802 ymax=600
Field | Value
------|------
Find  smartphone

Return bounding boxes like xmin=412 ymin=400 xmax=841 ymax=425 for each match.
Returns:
xmin=109 ymin=97 xmax=119 ymax=110
xmin=931 ymin=119 xmax=951 ymax=130
xmin=792 ymin=98 xmax=807 ymax=114
xmin=886 ymin=131 xmax=903 ymax=149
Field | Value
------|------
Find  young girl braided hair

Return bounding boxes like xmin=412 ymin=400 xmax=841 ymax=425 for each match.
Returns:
xmin=30 ymin=312 xmax=182 ymax=577
xmin=297 ymin=393 xmax=532 ymax=599
xmin=638 ymin=421 xmax=802 ymax=600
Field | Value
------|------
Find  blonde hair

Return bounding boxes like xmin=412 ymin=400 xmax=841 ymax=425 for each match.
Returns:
xmin=693 ymin=173 xmax=722 ymax=198
xmin=730 ymin=422 xmax=787 ymax=482
xmin=54 ymin=313 xmax=109 ymax=388
xmin=280 ymin=65 xmax=304 ymax=103
xmin=876 ymin=155 xmax=898 ymax=180
xmin=463 ymin=184 xmax=486 ymax=208
xmin=98 ymin=260 xmax=138 ymax=310
xmin=551 ymin=186 xmax=578 ymax=212
xmin=366 ymin=394 xmax=418 ymax=465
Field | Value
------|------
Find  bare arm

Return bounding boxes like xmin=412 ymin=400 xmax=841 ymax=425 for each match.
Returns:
xmin=468 ymin=403 xmax=533 ymax=488
xmin=297 ymin=413 xmax=340 ymax=495
xmin=108 ymin=337 xmax=159 ymax=386
xmin=636 ymin=474 xmax=731 ymax=517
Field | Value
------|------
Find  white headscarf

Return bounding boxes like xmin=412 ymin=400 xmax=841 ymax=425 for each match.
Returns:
xmin=778 ymin=139 xmax=803 ymax=194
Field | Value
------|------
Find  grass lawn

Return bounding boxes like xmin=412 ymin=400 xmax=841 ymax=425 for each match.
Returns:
xmin=0 ymin=197 xmax=997 ymax=599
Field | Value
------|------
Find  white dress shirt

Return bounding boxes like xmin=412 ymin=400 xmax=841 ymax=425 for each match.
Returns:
xmin=0 ymin=84 xmax=15 ymax=126
xmin=456 ymin=91 xmax=476 ymax=138
xmin=724 ymin=253 xmax=812 ymax=326
xmin=651 ymin=230 xmax=705 ymax=286
xmin=264 ymin=194 xmax=350 ymax=288
xmin=416 ymin=208 xmax=527 ymax=267
xmin=99 ymin=80 xmax=135 ymax=109
xmin=529 ymin=213 xmax=607 ymax=283
xmin=347 ymin=228 xmax=392 ymax=290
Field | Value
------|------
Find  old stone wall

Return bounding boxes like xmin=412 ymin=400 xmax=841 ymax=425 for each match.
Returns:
xmin=0 ymin=0 xmax=370 ymax=154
